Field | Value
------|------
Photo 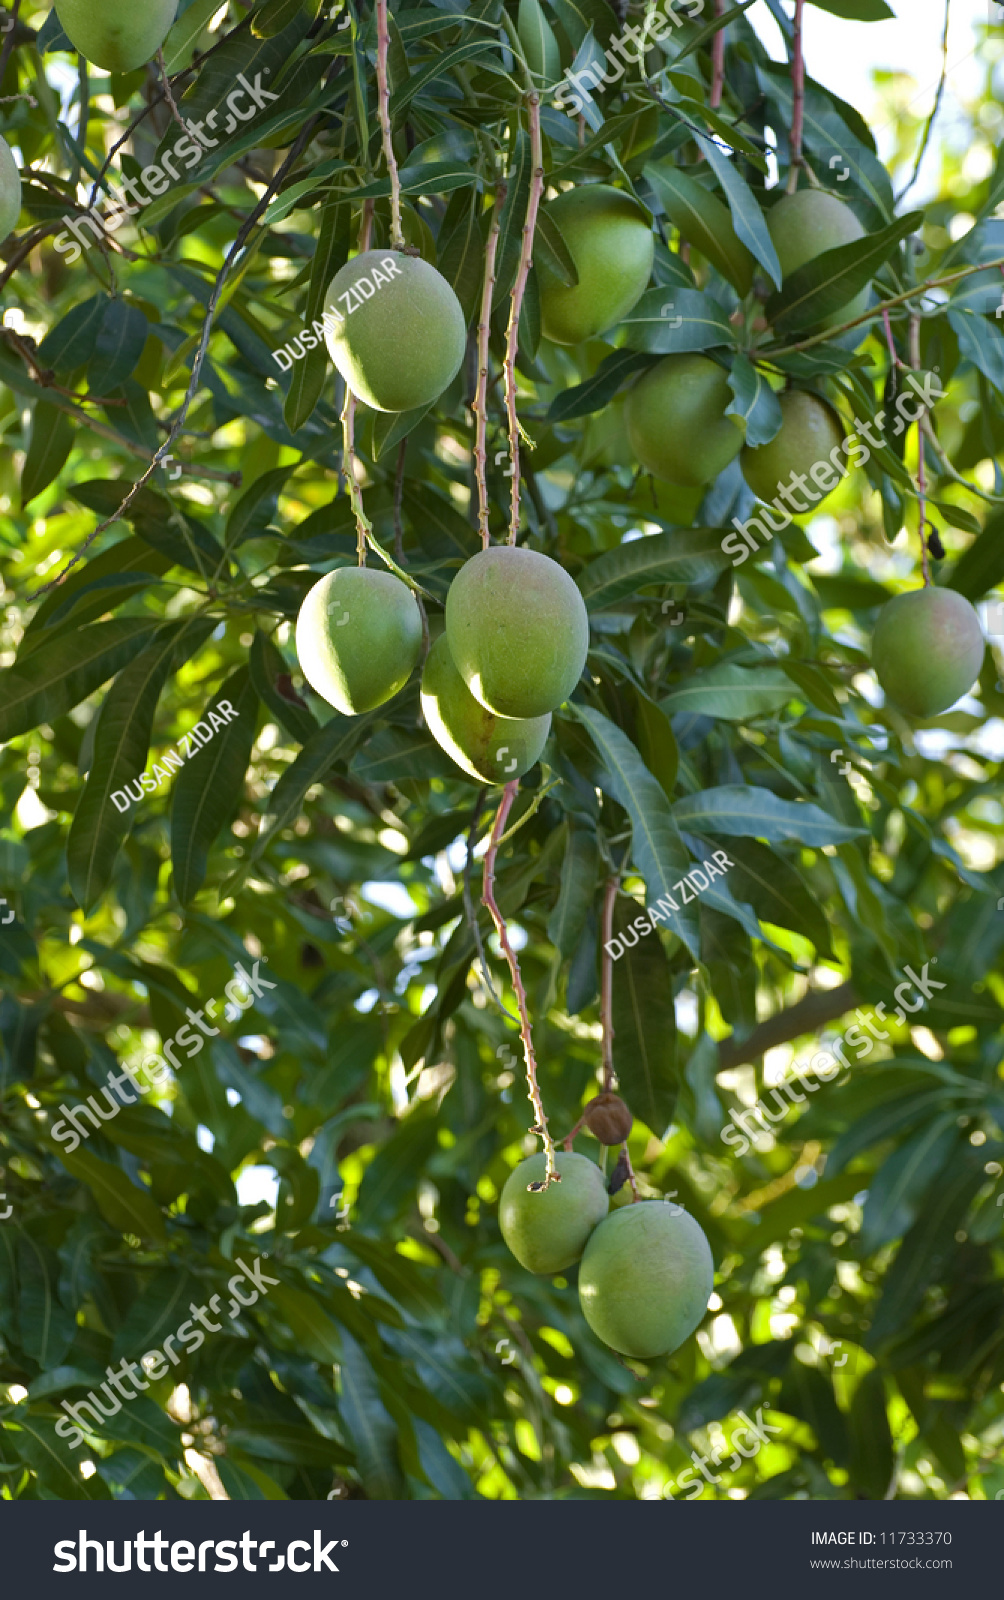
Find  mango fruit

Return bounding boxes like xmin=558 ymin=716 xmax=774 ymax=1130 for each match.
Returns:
xmin=0 ymin=135 xmax=21 ymax=241
xmin=295 ymin=566 xmax=423 ymax=715
xmin=872 ymin=587 xmax=984 ymax=718
xmin=741 ymin=389 xmax=844 ymax=509
xmin=578 ymin=1201 xmax=714 ymax=1359
xmin=538 ymin=185 xmax=654 ymax=346
xmin=324 ymin=249 xmax=466 ymax=413
xmin=499 ymin=1152 xmax=609 ymax=1275
xmin=55 ymin=0 xmax=179 ymax=72
xmin=767 ymin=190 xmax=868 ymax=330
xmin=420 ymin=632 xmax=550 ymax=784
xmin=624 ymin=354 xmax=743 ymax=486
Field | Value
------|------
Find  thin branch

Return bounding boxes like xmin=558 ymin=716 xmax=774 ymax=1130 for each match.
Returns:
xmin=27 ymin=114 xmax=321 ymax=601
xmin=710 ymin=0 xmax=725 ymax=111
xmin=715 ymin=982 xmax=858 ymax=1074
xmin=462 ymin=790 xmax=521 ymax=1025
xmin=474 ymin=182 xmax=505 ymax=549
xmin=600 ymin=875 xmax=618 ymax=1093
xmin=393 ymin=437 xmax=406 ymax=563
xmin=375 ymin=0 xmax=403 ymax=250
xmin=786 ymin=0 xmax=805 ymax=195
xmin=896 ymin=0 xmax=950 ymax=203
xmin=909 ymin=312 xmax=931 ymax=586
xmin=0 ymin=0 xmax=22 ymax=87
xmin=503 ymin=93 xmax=543 ymax=545
xmin=482 ymin=780 xmax=557 ymax=1186
xmin=342 ymin=201 xmax=374 ymax=567
xmin=156 ymin=46 xmax=187 ymax=132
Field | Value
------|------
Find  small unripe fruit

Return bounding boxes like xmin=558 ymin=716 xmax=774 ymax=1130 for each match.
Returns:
xmin=582 ymin=1093 xmax=633 ymax=1146
xmin=420 ymin=633 xmax=550 ymax=783
xmin=740 ymin=390 xmax=844 ymax=508
xmin=445 ymin=546 xmax=589 ymax=720
xmin=324 ymin=250 xmax=466 ymax=413
xmin=55 ymin=0 xmax=179 ymax=72
xmin=872 ymin=587 xmax=984 ymax=718
xmin=538 ymin=185 xmax=654 ymax=346
xmin=578 ymin=1202 xmax=714 ymax=1359
xmin=767 ymin=190 xmax=868 ymax=330
xmin=295 ymin=566 xmax=422 ymax=716
xmin=624 ymin=354 xmax=743 ymax=486
xmin=499 ymin=1152 xmax=609 ymax=1275
xmin=0 ymin=135 xmax=21 ymax=241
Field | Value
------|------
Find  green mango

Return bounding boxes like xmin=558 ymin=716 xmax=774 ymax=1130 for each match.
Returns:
xmin=499 ymin=1152 xmax=609 ymax=1275
xmin=295 ymin=566 xmax=423 ymax=716
xmin=323 ymin=250 xmax=466 ymax=413
xmin=538 ymin=185 xmax=654 ymax=346
xmin=767 ymin=189 xmax=869 ymax=330
xmin=0 ymin=135 xmax=21 ymax=241
xmin=420 ymin=633 xmax=550 ymax=784
xmin=741 ymin=389 xmax=845 ymax=509
xmin=624 ymin=354 xmax=744 ymax=486
xmin=55 ymin=0 xmax=179 ymax=72
xmin=872 ymin=587 xmax=985 ymax=719
xmin=445 ymin=545 xmax=590 ymax=720
xmin=578 ymin=1201 xmax=714 ymax=1359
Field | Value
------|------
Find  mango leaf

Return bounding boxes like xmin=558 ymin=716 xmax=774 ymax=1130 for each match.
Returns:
xmin=8 ymin=1413 xmax=111 ymax=1499
xmin=945 ymin=509 xmax=1004 ymax=600
xmin=672 ymin=786 xmax=866 ymax=845
xmin=610 ymin=898 xmax=678 ymax=1136
xmin=578 ymin=527 xmax=732 ymax=611
xmin=693 ymin=132 xmax=781 ymax=289
xmin=56 ymin=1146 xmax=167 ymax=1241
xmin=338 ymin=1329 xmax=406 ymax=1499
xmin=808 ymin=0 xmax=892 ymax=15
xmin=572 ymin=705 xmax=701 ymax=958
xmin=268 ymin=1282 xmax=342 ymax=1364
xmin=0 ymin=617 xmax=158 ymax=743
xmin=726 ymin=354 xmax=783 ymax=447
xmin=767 ymin=211 xmax=922 ymax=335
xmin=948 ymin=308 xmax=1004 ymax=395
xmin=171 ymin=668 xmax=259 ymax=905
xmin=547 ymin=349 xmax=652 ymax=423
xmin=860 ymin=1116 xmax=961 ymax=1251
xmin=661 ymin=663 xmax=794 ymax=719
xmin=89 ymin=300 xmax=150 ymax=396
xmin=547 ymin=822 xmax=598 ymax=958
xmin=848 ymin=1369 xmax=894 ymax=1498
xmin=21 ymin=403 xmax=75 ymax=508
xmin=618 ymin=287 xmax=734 ymax=354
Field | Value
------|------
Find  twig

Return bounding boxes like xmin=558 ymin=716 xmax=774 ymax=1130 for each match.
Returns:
xmin=474 ymin=182 xmax=505 ymax=548
xmin=503 ymin=93 xmax=543 ymax=545
xmin=0 ymin=0 xmax=21 ymax=87
xmin=393 ymin=437 xmax=406 ymax=563
xmin=909 ymin=312 xmax=931 ymax=587
xmin=342 ymin=201 xmax=374 ymax=567
xmin=375 ymin=0 xmax=403 ymax=250
xmin=896 ymin=0 xmax=950 ymax=203
xmin=157 ymin=46 xmax=188 ymax=132
xmin=27 ymin=114 xmax=322 ymax=601
xmin=786 ymin=0 xmax=805 ymax=194
xmin=462 ymin=790 xmax=521 ymax=1025
xmin=710 ymin=0 xmax=725 ymax=111
xmin=600 ymin=876 xmax=618 ymax=1093
xmin=620 ymin=1140 xmax=640 ymax=1201
xmin=482 ymin=780 xmax=557 ymax=1186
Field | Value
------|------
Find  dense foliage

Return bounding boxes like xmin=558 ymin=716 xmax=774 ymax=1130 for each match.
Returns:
xmin=1 ymin=0 xmax=1004 ymax=1503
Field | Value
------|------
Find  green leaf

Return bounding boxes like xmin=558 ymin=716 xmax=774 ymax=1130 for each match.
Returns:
xmin=948 ymin=307 xmax=1004 ymax=395
xmin=338 ymin=1329 xmax=406 ymax=1499
xmin=268 ymin=1282 xmax=342 ymax=1363
xmin=56 ymin=1146 xmax=167 ymax=1241
xmin=720 ymin=838 xmax=833 ymax=956
xmin=610 ymin=897 xmax=678 ymax=1136
xmin=351 ymin=725 xmax=459 ymax=784
xmin=694 ymin=132 xmax=781 ymax=289
xmin=547 ymin=349 xmax=652 ymax=423
xmin=162 ymin=0 xmax=224 ymax=70
xmin=248 ymin=629 xmax=320 ymax=745
xmin=848 ymin=1369 xmax=894 ymax=1498
xmin=726 ymin=354 xmax=782 ymax=447
xmin=171 ymin=668 xmax=259 ymax=905
xmin=21 ymin=403 xmax=75 ymax=508
xmin=16 ymin=1235 xmax=76 ymax=1367
xmin=578 ymin=526 xmax=732 ymax=611
xmin=253 ymin=0 xmax=308 ymax=38
xmin=243 ymin=712 xmax=371 ymax=870
xmin=672 ymin=786 xmax=866 ymax=845
xmin=8 ymin=1413 xmax=111 ymax=1499
xmin=547 ymin=822 xmax=598 ymax=958
xmin=67 ymin=620 xmax=214 ymax=912
xmin=661 ymin=663 xmax=794 ymax=720
xmin=644 ymin=163 xmax=755 ymax=296
xmin=945 ymin=509 xmax=1004 ymax=600
xmin=572 ymin=705 xmax=700 ymax=958
xmin=36 ymin=295 xmax=108 ymax=374
xmin=226 ymin=1423 xmax=351 ymax=1467
xmin=767 ymin=211 xmax=922 ymax=335
xmin=535 ymin=206 xmax=579 ymax=289
xmin=618 ymin=286 xmax=734 ymax=354
xmin=0 ymin=617 xmax=158 ymax=743
xmin=808 ymin=0 xmax=893 ymax=16
xmin=89 ymin=300 xmax=150 ymax=396
xmin=860 ymin=1116 xmax=961 ymax=1251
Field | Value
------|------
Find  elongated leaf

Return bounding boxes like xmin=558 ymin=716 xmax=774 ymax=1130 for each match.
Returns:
xmin=758 ymin=63 xmax=894 ymax=228
xmin=171 ymin=668 xmax=259 ymax=905
xmin=245 ymin=712 xmax=370 ymax=868
xmin=578 ymin=527 xmax=732 ymax=611
xmin=644 ymin=163 xmax=754 ymax=295
xmin=36 ymin=294 xmax=108 ymax=374
xmin=572 ymin=705 xmax=700 ymax=957
xmin=89 ymin=300 xmax=150 ymax=396
xmin=618 ymin=286 xmax=734 ymax=354
xmin=338 ymin=1329 xmax=405 ymax=1499
xmin=269 ymin=1282 xmax=342 ymax=1364
xmin=56 ymin=1146 xmax=167 ymax=1241
xmin=535 ymin=206 xmax=579 ymax=288
xmin=767 ymin=211 xmax=922 ymax=334
xmin=948 ymin=307 xmax=1004 ymax=396
xmin=946 ymin=509 xmax=1004 ymax=601
xmin=726 ymin=354 xmax=782 ymax=446
xmin=21 ymin=403 xmax=75 ymax=508
xmin=547 ymin=822 xmax=598 ymax=958
xmin=67 ymin=620 xmax=214 ymax=912
xmin=848 ymin=1369 xmax=894 ymax=1498
xmin=672 ymin=785 xmax=866 ymax=845
xmin=548 ymin=348 xmax=652 ymax=423
xmin=0 ymin=618 xmax=157 ymax=742
xmin=610 ymin=897 xmax=678 ymax=1136
xmin=661 ymin=663 xmax=795 ymax=719
xmin=9 ymin=1413 xmax=111 ymax=1499
xmin=694 ymin=133 xmax=781 ymax=289
xmin=861 ymin=1117 xmax=961 ymax=1251
xmin=721 ymin=838 xmax=833 ymax=955
xmin=162 ymin=0 xmax=223 ymax=70
xmin=389 ymin=39 xmax=501 ymax=117
xmin=16 ymin=1235 xmax=76 ymax=1367
xmin=809 ymin=0 xmax=892 ymax=16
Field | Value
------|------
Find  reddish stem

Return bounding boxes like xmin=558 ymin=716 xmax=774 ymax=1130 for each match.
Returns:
xmin=482 ymin=781 xmax=557 ymax=1185
xmin=710 ymin=0 xmax=725 ymax=110
xmin=621 ymin=1141 xmax=640 ymax=1202
xmin=786 ymin=0 xmax=805 ymax=195
xmin=375 ymin=0 xmax=403 ymax=250
xmin=474 ymin=183 xmax=505 ymax=549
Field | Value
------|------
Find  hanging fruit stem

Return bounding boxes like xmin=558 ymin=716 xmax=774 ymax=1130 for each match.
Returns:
xmin=474 ymin=182 xmax=506 ymax=549
xmin=710 ymin=0 xmax=725 ymax=110
xmin=786 ymin=0 xmax=805 ymax=195
xmin=342 ymin=201 xmax=375 ymax=566
xmin=909 ymin=312 xmax=932 ymax=586
xmin=482 ymin=780 xmax=558 ymax=1187
xmin=600 ymin=875 xmax=618 ymax=1093
xmin=375 ymin=0 xmax=404 ymax=251
xmin=504 ymin=91 xmax=543 ymax=545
